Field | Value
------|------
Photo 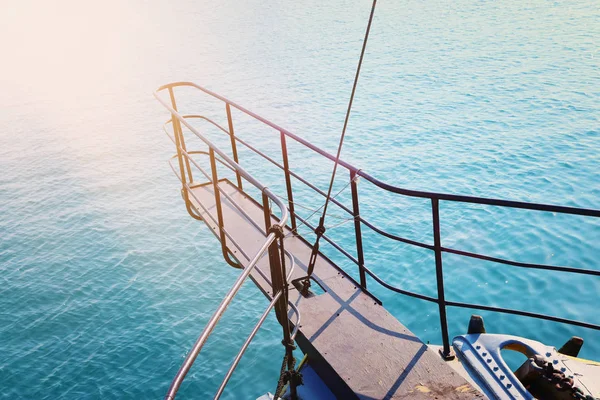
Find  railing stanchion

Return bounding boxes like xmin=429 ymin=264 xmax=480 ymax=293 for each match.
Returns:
xmin=262 ymin=192 xmax=298 ymax=400
xmin=350 ymin=170 xmax=367 ymax=289
xmin=210 ymin=148 xmax=232 ymax=264
xmin=280 ymin=132 xmax=297 ymax=232
xmin=169 ymin=87 xmax=202 ymax=220
xmin=168 ymin=87 xmax=193 ymax=183
xmin=262 ymin=192 xmax=287 ymax=320
xmin=432 ymin=198 xmax=454 ymax=360
xmin=226 ymin=103 xmax=243 ymax=190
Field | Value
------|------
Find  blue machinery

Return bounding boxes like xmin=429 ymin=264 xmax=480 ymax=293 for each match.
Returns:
xmin=155 ymin=82 xmax=600 ymax=399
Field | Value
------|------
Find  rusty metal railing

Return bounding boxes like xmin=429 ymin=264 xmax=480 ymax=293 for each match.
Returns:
xmin=155 ymin=85 xmax=301 ymax=399
xmin=156 ymin=81 xmax=600 ymax=376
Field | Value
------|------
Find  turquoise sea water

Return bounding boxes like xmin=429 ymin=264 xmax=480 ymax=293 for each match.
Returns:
xmin=1 ymin=0 xmax=599 ymax=398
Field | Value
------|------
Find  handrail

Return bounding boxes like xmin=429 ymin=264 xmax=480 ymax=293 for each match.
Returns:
xmin=156 ymin=81 xmax=600 ymax=394
xmin=168 ymin=152 xmax=297 ymax=288
xmin=156 ymin=82 xmax=600 ymax=218
xmin=154 ymin=88 xmax=289 ymax=220
xmin=170 ymin=113 xmax=600 ymax=278
xmin=213 ymin=291 xmax=282 ymax=399
xmin=167 ymin=154 xmax=252 ymax=261
xmin=155 ymin=87 xmax=297 ymax=400
xmin=167 ymin=147 xmax=302 ymax=385
xmin=167 ymin=236 xmax=278 ymax=400
xmin=155 ymin=83 xmax=600 ymax=289
xmin=214 ymin=295 xmax=302 ymax=400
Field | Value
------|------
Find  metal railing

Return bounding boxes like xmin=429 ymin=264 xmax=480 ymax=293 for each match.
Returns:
xmin=155 ymin=85 xmax=301 ymax=399
xmin=156 ymin=81 xmax=600 ymax=379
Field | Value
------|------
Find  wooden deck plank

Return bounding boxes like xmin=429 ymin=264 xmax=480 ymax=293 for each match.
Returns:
xmin=188 ymin=180 xmax=485 ymax=399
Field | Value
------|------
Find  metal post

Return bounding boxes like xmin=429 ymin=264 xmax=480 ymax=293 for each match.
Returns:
xmin=262 ymin=193 xmax=298 ymax=400
xmin=350 ymin=170 xmax=367 ymax=288
xmin=262 ymin=193 xmax=286 ymax=317
xmin=168 ymin=87 xmax=193 ymax=183
xmin=280 ymin=131 xmax=297 ymax=233
xmin=168 ymin=87 xmax=200 ymax=221
xmin=226 ymin=103 xmax=243 ymax=190
xmin=432 ymin=198 xmax=455 ymax=360
xmin=210 ymin=148 xmax=229 ymax=258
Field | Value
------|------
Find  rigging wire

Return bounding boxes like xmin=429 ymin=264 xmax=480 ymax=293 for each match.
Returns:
xmin=281 ymin=177 xmax=355 ymax=219
xmin=297 ymin=0 xmax=378 ymax=292
xmin=282 ymin=200 xmax=349 ymax=220
xmin=281 ymin=177 xmax=355 ymax=239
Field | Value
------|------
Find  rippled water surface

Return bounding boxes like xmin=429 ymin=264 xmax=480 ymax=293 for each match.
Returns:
xmin=1 ymin=0 xmax=599 ymax=398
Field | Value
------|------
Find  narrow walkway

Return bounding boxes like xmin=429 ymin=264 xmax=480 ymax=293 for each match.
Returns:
xmin=189 ymin=179 xmax=484 ymax=399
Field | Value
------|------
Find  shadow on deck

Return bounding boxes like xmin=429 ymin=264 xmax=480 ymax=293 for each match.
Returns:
xmin=189 ymin=179 xmax=484 ymax=399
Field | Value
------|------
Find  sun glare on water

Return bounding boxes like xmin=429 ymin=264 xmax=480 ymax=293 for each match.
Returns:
xmin=0 ymin=0 xmax=166 ymax=110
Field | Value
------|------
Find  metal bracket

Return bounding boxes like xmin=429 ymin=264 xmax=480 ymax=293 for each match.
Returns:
xmin=269 ymin=225 xmax=285 ymax=239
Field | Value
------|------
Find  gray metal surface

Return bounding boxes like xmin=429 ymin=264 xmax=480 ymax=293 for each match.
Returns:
xmin=189 ymin=179 xmax=485 ymax=399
